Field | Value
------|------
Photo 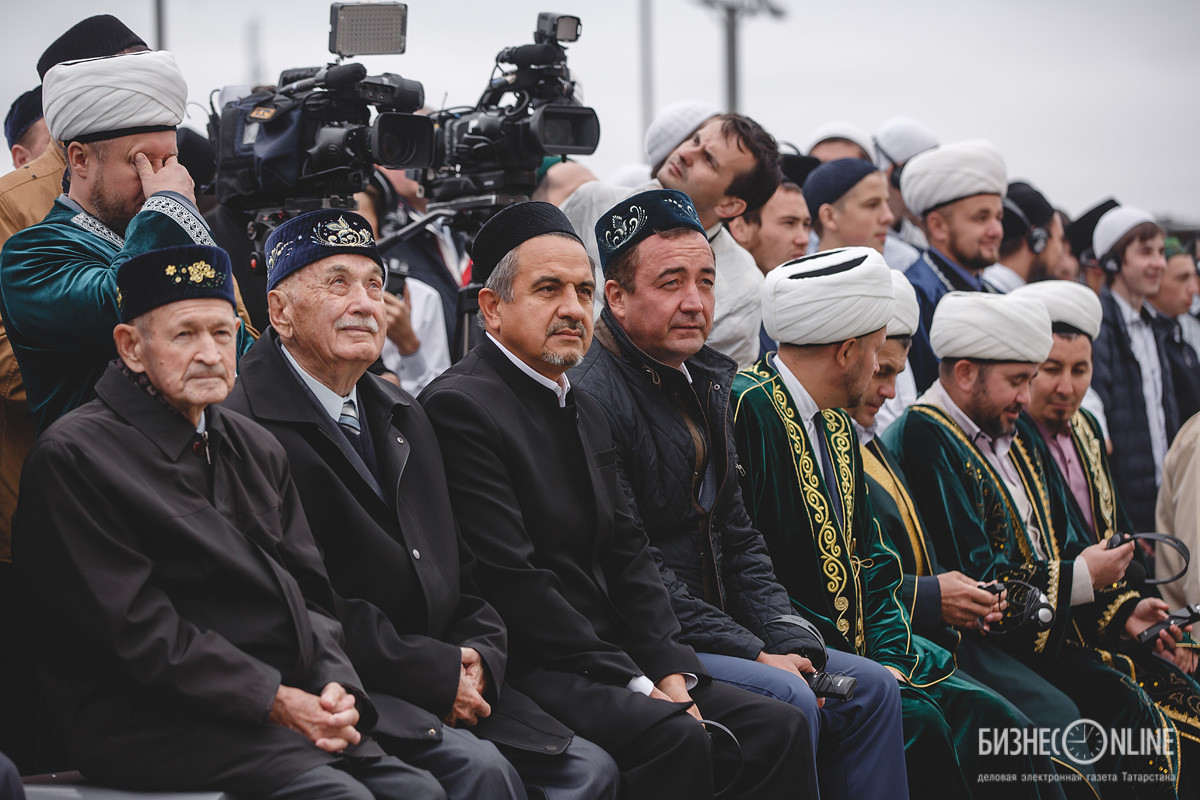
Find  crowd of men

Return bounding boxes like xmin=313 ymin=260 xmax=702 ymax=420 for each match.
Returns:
xmin=1 ymin=12 xmax=1200 ymax=800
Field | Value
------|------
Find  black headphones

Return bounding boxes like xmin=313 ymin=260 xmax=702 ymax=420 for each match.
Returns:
xmin=1099 ymin=249 xmax=1122 ymax=275
xmin=978 ymin=578 xmax=1055 ymax=638
xmin=1002 ymin=198 xmax=1049 ymax=255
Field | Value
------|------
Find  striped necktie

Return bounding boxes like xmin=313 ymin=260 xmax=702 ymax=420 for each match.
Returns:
xmin=339 ymin=398 xmax=361 ymax=436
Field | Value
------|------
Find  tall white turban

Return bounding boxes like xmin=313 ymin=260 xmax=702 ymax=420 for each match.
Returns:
xmin=1010 ymin=281 xmax=1103 ymax=340
xmin=887 ymin=271 xmax=920 ymax=337
xmin=43 ymin=50 xmax=186 ymax=143
xmin=930 ymin=292 xmax=1051 ymax=363
xmin=763 ymin=247 xmax=895 ymax=345
xmin=899 ymin=139 xmax=1007 ymax=218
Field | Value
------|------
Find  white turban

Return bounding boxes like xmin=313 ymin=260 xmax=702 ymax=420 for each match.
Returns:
xmin=805 ymin=120 xmax=872 ymax=159
xmin=887 ymin=271 xmax=920 ymax=337
xmin=43 ymin=50 xmax=186 ymax=143
xmin=873 ymin=116 xmax=938 ymax=168
xmin=1092 ymin=206 xmax=1156 ymax=261
xmin=899 ymin=139 xmax=1007 ymax=218
xmin=763 ymin=247 xmax=895 ymax=345
xmin=931 ymin=292 xmax=1051 ymax=363
xmin=1010 ymin=280 xmax=1103 ymax=340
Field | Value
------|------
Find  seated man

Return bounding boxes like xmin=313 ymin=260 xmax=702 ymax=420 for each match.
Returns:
xmin=421 ymin=202 xmax=810 ymax=800
xmin=14 ymin=245 xmax=443 ymax=800
xmin=730 ymin=249 xmax=1053 ymax=800
xmin=572 ymin=189 xmax=904 ymax=800
xmin=1159 ymin=411 xmax=1200 ymax=607
xmin=0 ymin=49 xmax=252 ymax=435
xmin=883 ymin=291 xmax=1185 ymax=793
xmin=225 ymin=209 xmax=618 ymax=800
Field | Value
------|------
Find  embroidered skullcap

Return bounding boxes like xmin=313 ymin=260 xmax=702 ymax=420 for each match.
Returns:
xmin=873 ymin=116 xmax=938 ymax=168
xmin=595 ymin=189 xmax=707 ymax=275
xmin=900 ymin=139 xmax=1007 ymax=218
xmin=780 ymin=153 xmax=820 ymax=187
xmin=5 ymin=88 xmax=42 ymax=150
xmin=1066 ymin=198 xmax=1118 ymax=260
xmin=805 ymin=121 xmax=872 ymax=160
xmin=43 ymin=50 xmax=186 ymax=144
xmin=117 ymin=245 xmax=236 ymax=323
xmin=802 ymin=158 xmax=880 ymax=221
xmin=930 ymin=292 xmax=1051 ymax=363
xmin=1092 ymin=206 xmax=1157 ymax=262
xmin=37 ymin=14 xmax=147 ymax=79
xmin=645 ymin=100 xmax=719 ymax=172
xmin=265 ymin=209 xmax=383 ymax=292
xmin=887 ymin=271 xmax=920 ymax=338
xmin=1011 ymin=280 xmax=1102 ymax=341
xmin=762 ymin=246 xmax=895 ymax=345
xmin=469 ymin=201 xmax=581 ymax=286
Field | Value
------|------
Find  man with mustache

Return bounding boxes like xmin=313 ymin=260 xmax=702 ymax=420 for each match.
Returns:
xmin=225 ymin=209 xmax=619 ymax=800
xmin=14 ymin=244 xmax=444 ymax=800
xmin=422 ymin=201 xmax=811 ymax=800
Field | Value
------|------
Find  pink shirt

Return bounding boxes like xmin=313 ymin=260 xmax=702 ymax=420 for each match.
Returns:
xmin=1034 ymin=419 xmax=1096 ymax=536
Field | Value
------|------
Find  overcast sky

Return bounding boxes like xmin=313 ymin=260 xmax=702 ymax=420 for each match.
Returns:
xmin=4 ymin=0 xmax=1198 ymax=224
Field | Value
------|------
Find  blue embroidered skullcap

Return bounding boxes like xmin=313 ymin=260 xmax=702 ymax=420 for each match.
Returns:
xmin=802 ymin=158 xmax=881 ymax=221
xmin=117 ymin=245 xmax=236 ymax=322
xmin=595 ymin=189 xmax=706 ymax=275
xmin=265 ymin=209 xmax=383 ymax=291
xmin=5 ymin=87 xmax=43 ymax=150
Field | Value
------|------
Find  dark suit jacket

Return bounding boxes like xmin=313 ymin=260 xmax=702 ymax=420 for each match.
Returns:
xmin=14 ymin=364 xmax=381 ymax=796
xmin=224 ymin=331 xmax=570 ymax=752
xmin=420 ymin=337 xmax=707 ymax=748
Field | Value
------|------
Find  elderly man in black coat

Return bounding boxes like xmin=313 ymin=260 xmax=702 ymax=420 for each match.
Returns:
xmin=14 ymin=245 xmax=443 ymax=800
xmin=223 ymin=209 xmax=618 ymax=800
xmin=420 ymin=201 xmax=812 ymax=800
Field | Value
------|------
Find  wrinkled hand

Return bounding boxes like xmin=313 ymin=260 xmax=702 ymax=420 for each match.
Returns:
xmin=1079 ymin=540 xmax=1134 ymax=589
xmin=268 ymin=683 xmax=361 ymax=752
xmin=938 ymin=571 xmax=1004 ymax=630
xmin=444 ymin=648 xmax=491 ymax=728
xmin=383 ymin=290 xmax=420 ymax=355
xmin=651 ymin=673 xmax=702 ymax=722
xmin=756 ymin=651 xmax=824 ymax=708
xmin=134 ymin=152 xmax=196 ymax=205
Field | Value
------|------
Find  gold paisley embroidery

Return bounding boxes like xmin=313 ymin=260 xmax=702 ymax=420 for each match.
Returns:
xmin=1096 ymin=590 xmax=1140 ymax=639
xmin=1071 ymin=411 xmax=1119 ymax=540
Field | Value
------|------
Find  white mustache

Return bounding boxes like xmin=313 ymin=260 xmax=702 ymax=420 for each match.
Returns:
xmin=335 ymin=315 xmax=380 ymax=332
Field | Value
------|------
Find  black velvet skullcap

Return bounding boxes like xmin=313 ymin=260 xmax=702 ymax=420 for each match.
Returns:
xmin=1005 ymin=181 xmax=1055 ymax=229
xmin=780 ymin=153 xmax=821 ymax=188
xmin=117 ymin=245 xmax=236 ymax=323
xmin=5 ymin=87 xmax=42 ymax=150
xmin=37 ymin=15 xmax=147 ymax=80
xmin=1066 ymin=198 xmax=1119 ymax=260
xmin=469 ymin=201 xmax=581 ymax=286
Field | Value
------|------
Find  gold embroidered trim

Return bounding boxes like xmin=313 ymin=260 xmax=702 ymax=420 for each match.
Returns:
xmin=1097 ymin=590 xmax=1140 ymax=639
xmin=1070 ymin=411 xmax=1119 ymax=541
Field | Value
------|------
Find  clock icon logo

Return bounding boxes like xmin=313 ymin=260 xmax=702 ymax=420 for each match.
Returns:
xmin=1062 ymin=719 xmax=1106 ymax=765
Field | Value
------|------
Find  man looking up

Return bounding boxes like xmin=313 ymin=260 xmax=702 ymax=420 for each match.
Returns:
xmin=0 ymin=50 xmax=253 ymax=435
xmin=1090 ymin=206 xmax=1177 ymax=530
xmin=15 ymin=244 xmax=444 ymax=800
xmin=983 ymin=181 xmax=1065 ymax=293
xmin=225 ymin=209 xmax=619 ymax=800
xmin=422 ymin=201 xmax=810 ymax=800
xmin=901 ymin=140 xmax=1007 ymax=392
xmin=573 ymin=189 xmax=905 ymax=800
xmin=547 ymin=113 xmax=782 ymax=370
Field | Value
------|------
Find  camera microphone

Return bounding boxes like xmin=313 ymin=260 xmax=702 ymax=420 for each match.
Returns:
xmin=496 ymin=42 xmax=563 ymax=68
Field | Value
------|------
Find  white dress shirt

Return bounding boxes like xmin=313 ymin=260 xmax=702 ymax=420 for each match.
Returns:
xmin=1112 ymin=292 xmax=1168 ymax=485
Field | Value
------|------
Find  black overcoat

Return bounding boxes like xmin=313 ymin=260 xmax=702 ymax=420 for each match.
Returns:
xmin=224 ymin=331 xmax=570 ymax=751
xmin=419 ymin=338 xmax=707 ymax=749
xmin=13 ymin=364 xmax=383 ymax=796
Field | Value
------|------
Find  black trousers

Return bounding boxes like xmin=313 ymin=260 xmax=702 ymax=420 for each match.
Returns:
xmin=263 ymin=755 xmax=445 ymax=800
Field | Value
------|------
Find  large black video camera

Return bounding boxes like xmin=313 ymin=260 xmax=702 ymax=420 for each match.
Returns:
xmin=209 ymin=2 xmax=433 ymax=213
xmin=419 ymin=12 xmax=600 ymax=217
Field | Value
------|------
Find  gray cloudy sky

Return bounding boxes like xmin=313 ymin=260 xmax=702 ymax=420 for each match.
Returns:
xmin=4 ymin=0 xmax=1198 ymax=223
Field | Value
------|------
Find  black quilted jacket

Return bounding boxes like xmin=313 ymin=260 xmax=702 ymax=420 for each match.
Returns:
xmin=572 ymin=310 xmax=827 ymax=667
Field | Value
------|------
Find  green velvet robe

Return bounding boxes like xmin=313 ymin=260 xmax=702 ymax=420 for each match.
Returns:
xmin=732 ymin=358 xmax=1061 ymax=800
xmin=884 ymin=400 xmax=1184 ymax=795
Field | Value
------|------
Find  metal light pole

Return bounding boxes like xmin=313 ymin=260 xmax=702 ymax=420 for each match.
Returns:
xmin=154 ymin=0 xmax=167 ymax=50
xmin=641 ymin=0 xmax=654 ymax=140
xmin=693 ymin=0 xmax=786 ymax=113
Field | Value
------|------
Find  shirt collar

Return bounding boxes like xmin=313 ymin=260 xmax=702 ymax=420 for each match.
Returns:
xmin=1112 ymin=290 xmax=1150 ymax=326
xmin=853 ymin=419 xmax=876 ymax=445
xmin=922 ymin=378 xmax=1015 ymax=459
xmin=1033 ymin=417 xmax=1072 ymax=451
xmin=486 ymin=332 xmax=571 ymax=407
xmin=279 ymin=342 xmax=360 ymax=422
xmin=771 ymin=353 xmax=821 ymax=424
xmin=930 ymin=247 xmax=985 ymax=291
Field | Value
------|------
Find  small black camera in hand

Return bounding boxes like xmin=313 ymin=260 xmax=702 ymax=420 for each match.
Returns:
xmin=806 ymin=671 xmax=856 ymax=701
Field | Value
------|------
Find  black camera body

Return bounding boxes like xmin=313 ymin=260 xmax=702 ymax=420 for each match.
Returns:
xmin=210 ymin=62 xmax=433 ymax=212
xmin=420 ymin=12 xmax=600 ymax=212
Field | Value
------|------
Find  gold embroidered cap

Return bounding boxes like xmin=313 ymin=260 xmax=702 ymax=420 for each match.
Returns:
xmin=117 ymin=244 xmax=235 ymax=322
xmin=265 ymin=209 xmax=383 ymax=291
